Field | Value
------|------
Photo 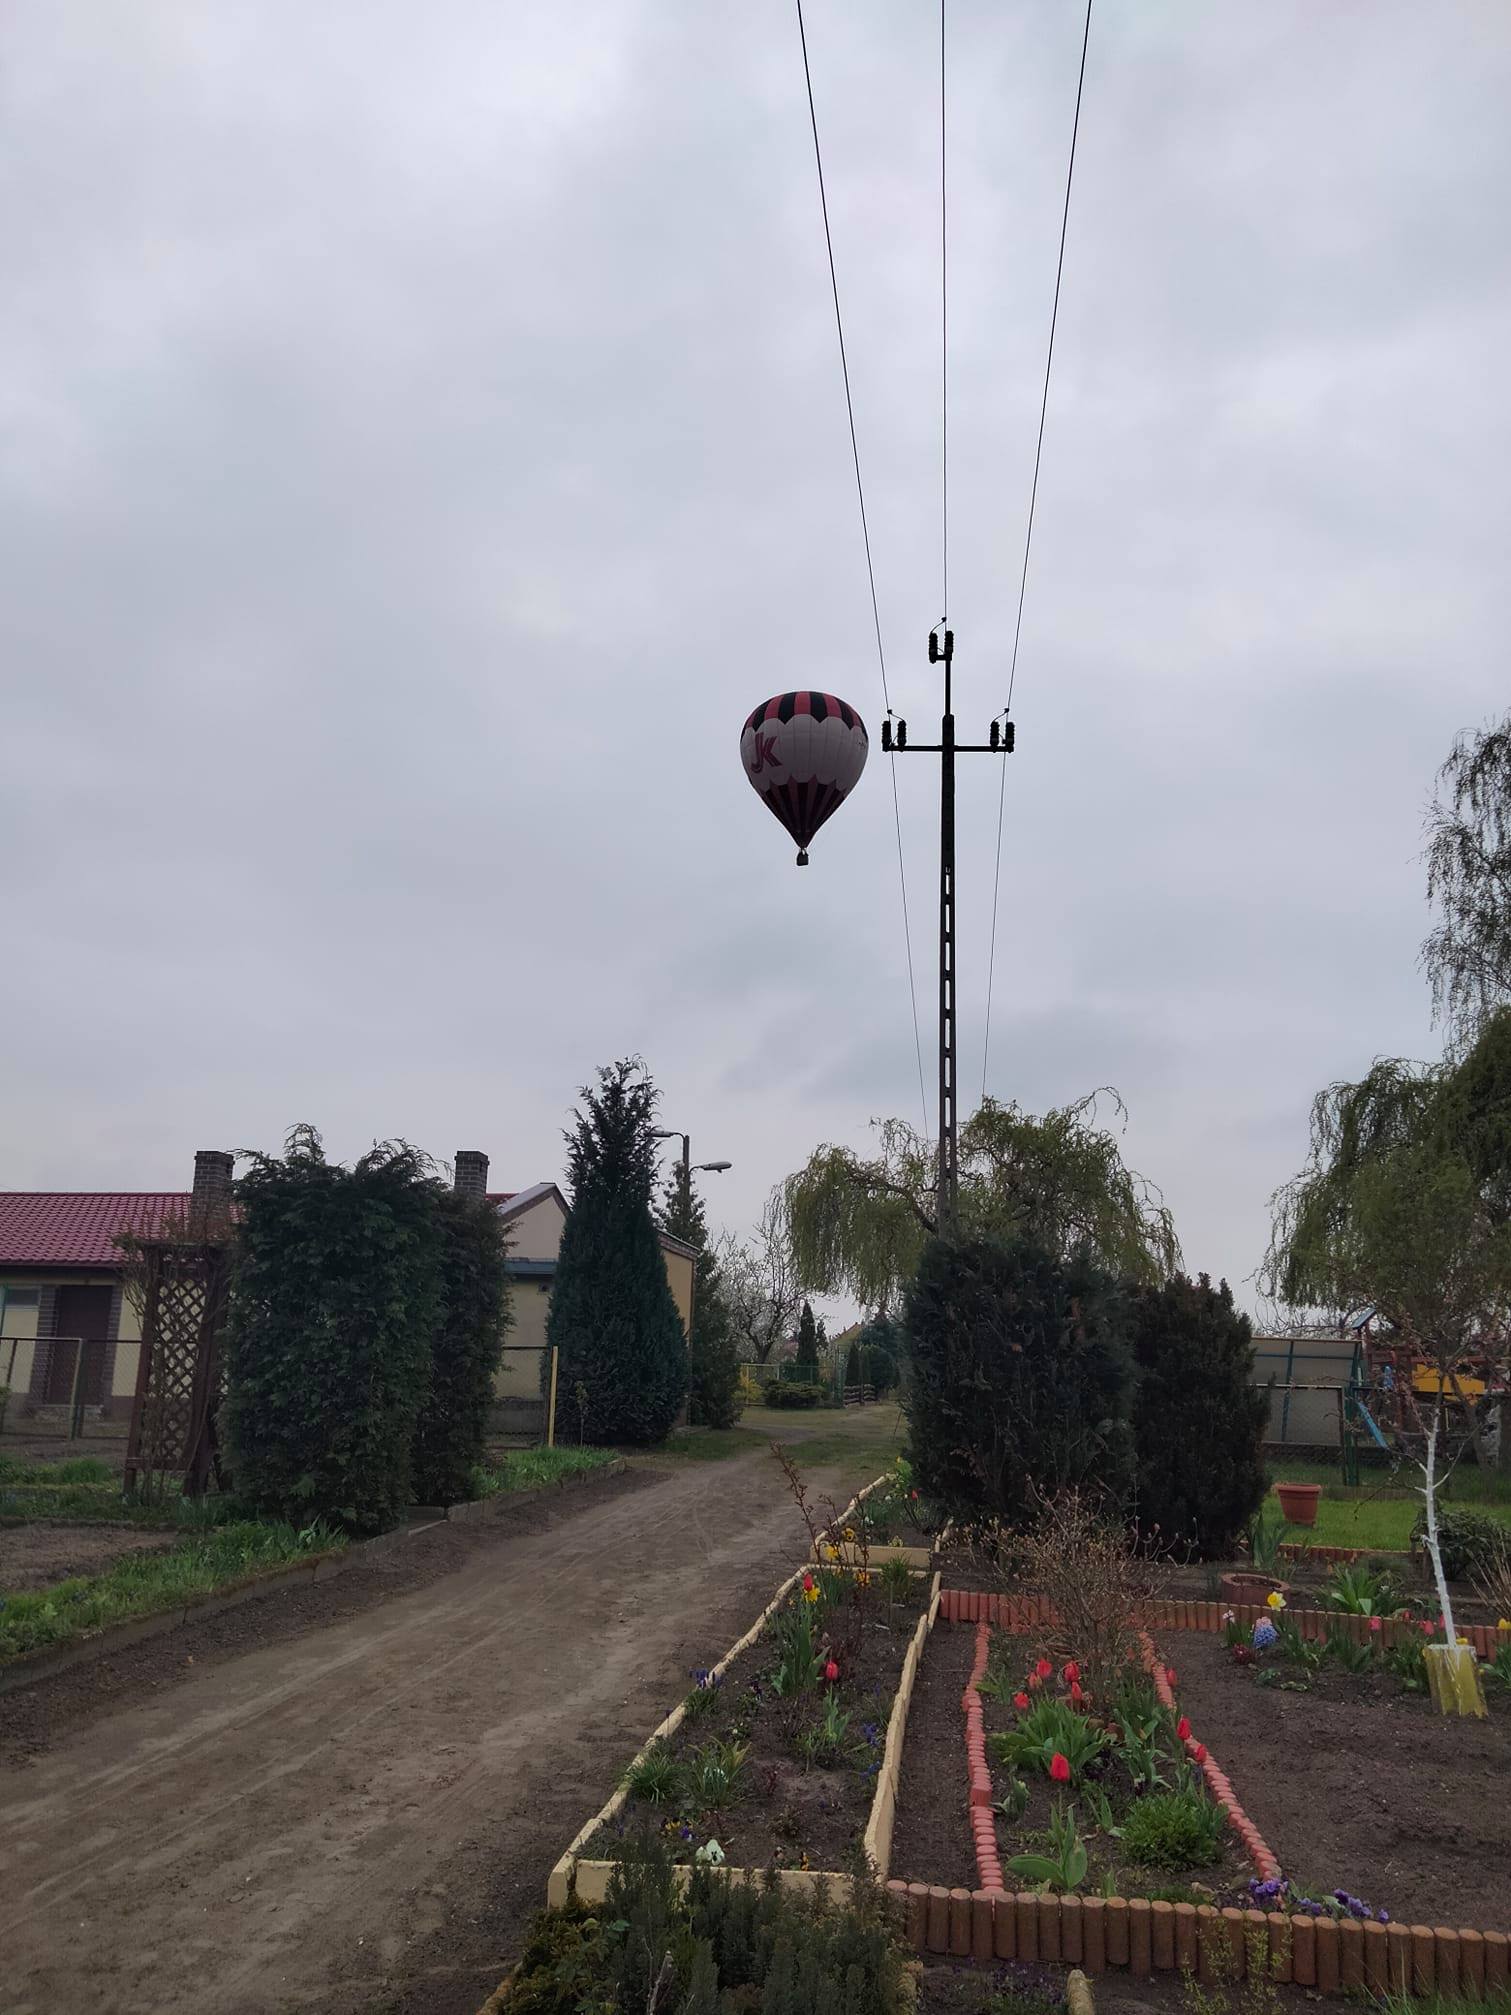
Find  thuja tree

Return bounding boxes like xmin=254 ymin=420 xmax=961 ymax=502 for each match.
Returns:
xmin=795 ymin=1301 xmax=819 ymax=1369
xmin=658 ymin=1167 xmax=742 ymax=1431
xmin=1130 ymin=1273 xmax=1266 ymax=1558
xmin=904 ymin=1234 xmax=1134 ymax=1528
xmin=224 ymin=1127 xmax=443 ymax=1533
xmin=411 ymin=1186 xmax=512 ymax=1505
xmin=549 ymin=1058 xmax=688 ymax=1444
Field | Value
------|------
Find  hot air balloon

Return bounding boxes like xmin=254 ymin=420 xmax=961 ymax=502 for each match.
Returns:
xmin=740 ymin=691 xmax=868 ymax=865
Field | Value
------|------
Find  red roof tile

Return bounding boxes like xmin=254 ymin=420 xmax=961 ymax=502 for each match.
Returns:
xmin=0 ymin=1193 xmax=192 ymax=1269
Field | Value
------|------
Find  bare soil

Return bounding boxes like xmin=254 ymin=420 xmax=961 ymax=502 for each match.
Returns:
xmin=0 ymin=1444 xmax=869 ymax=2015
xmin=891 ymin=1615 xmax=977 ymax=1890
xmin=0 ymin=1520 xmax=178 ymax=1592
xmin=1160 ymin=1626 xmax=1511 ymax=1927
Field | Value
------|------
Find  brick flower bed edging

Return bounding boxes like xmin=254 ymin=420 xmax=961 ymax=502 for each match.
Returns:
xmin=903 ymin=1592 xmax=1510 ymax=1996
xmin=936 ymin=1587 xmax=1507 ymax=1661
xmin=884 ymin=1880 xmax=1511 ymax=1996
xmin=544 ymin=1472 xmax=941 ymax=1912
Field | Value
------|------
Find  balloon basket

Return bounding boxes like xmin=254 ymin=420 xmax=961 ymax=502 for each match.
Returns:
xmin=796 ymin=849 xmax=808 ymax=867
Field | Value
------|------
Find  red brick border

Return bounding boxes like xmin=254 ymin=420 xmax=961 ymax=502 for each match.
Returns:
xmin=935 ymin=1587 xmax=1505 ymax=1660
xmin=962 ymin=1619 xmax=1004 ymax=1891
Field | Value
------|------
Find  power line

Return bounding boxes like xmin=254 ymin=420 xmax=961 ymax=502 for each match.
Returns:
xmin=941 ymin=0 xmax=948 ymax=628
xmin=795 ymin=0 xmax=930 ymax=1140
xmin=981 ymin=0 xmax=1093 ymax=1101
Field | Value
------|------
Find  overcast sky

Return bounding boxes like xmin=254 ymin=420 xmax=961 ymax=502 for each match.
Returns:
xmin=4 ymin=4 xmax=1508 ymax=1319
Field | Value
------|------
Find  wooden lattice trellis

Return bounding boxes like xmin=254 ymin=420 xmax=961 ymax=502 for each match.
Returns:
xmin=124 ymin=1241 xmax=232 ymax=1499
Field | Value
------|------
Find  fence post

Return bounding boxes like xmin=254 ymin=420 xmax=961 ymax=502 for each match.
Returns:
xmin=546 ymin=1346 xmax=559 ymax=1448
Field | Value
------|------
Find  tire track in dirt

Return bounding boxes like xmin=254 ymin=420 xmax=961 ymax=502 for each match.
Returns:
xmin=0 ymin=1448 xmax=831 ymax=2015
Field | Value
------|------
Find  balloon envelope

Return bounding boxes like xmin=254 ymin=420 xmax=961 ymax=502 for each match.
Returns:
xmin=740 ymin=691 xmax=868 ymax=862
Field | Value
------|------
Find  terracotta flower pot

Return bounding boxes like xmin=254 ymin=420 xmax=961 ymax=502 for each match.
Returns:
xmin=1274 ymin=1482 xmax=1323 ymax=1527
xmin=1219 ymin=1569 xmax=1291 ymax=1607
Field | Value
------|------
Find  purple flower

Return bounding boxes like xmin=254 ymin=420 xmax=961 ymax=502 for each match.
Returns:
xmin=1377 ymin=1910 xmax=1390 ymax=1926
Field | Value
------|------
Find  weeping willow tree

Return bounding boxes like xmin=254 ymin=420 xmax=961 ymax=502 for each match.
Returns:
xmin=1262 ymin=1013 xmax=1511 ymax=1458
xmin=784 ymin=1091 xmax=1180 ymax=1310
xmin=1423 ymin=711 xmax=1511 ymax=1051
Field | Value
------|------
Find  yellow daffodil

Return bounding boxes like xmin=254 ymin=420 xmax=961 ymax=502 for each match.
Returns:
xmin=823 ymin=1544 xmax=839 ymax=1562
xmin=856 ymin=1570 xmax=871 ymax=1588
xmin=843 ymin=1527 xmax=856 ymax=1542
xmin=1266 ymin=1590 xmax=1286 ymax=1611
xmin=1498 ymin=1618 xmax=1511 ymax=1632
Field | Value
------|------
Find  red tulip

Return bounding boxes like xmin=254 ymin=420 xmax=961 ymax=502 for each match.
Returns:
xmin=824 ymin=1659 xmax=840 ymax=1682
xmin=1368 ymin=1617 xmax=1382 ymax=1634
xmin=1049 ymin=1752 xmax=1071 ymax=1784
xmin=1062 ymin=1661 xmax=1080 ymax=1685
xmin=1165 ymin=1668 xmax=1178 ymax=1688
xmin=1176 ymin=1716 xmax=1191 ymax=1741
xmin=1193 ymin=1743 xmax=1207 ymax=1763
xmin=1013 ymin=1692 xmax=1030 ymax=1711
xmin=1035 ymin=1658 xmax=1053 ymax=1681
xmin=1421 ymin=1621 xmax=1433 ymax=1636
xmin=1070 ymin=1681 xmax=1084 ymax=1707
xmin=802 ymin=1574 xmax=815 ymax=1593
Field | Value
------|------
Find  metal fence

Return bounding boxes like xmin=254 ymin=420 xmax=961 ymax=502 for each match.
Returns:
xmin=1252 ymin=1338 xmax=1359 ymax=1448
xmin=488 ymin=1342 xmax=557 ymax=1446
xmin=1 ymin=1335 xmax=124 ymax=1444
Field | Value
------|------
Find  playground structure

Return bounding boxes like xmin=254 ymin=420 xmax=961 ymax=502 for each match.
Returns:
xmin=1256 ymin=1315 xmax=1508 ymax=1482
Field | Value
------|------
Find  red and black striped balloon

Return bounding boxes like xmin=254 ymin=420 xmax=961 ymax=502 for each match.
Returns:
xmin=740 ymin=691 xmax=868 ymax=865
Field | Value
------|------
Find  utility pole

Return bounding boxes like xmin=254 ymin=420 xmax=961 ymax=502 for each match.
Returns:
xmin=882 ymin=626 xmax=1012 ymax=1235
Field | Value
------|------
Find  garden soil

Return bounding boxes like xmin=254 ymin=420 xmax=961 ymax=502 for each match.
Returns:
xmin=0 ymin=1444 xmax=866 ymax=2015
xmin=0 ymin=1521 xmax=177 ymax=1592
xmin=1161 ymin=1625 xmax=1511 ymax=1928
xmin=890 ymin=1615 xmax=977 ymax=1890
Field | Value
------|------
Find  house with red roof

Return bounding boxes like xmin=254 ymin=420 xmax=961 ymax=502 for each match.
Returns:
xmin=0 ymin=1149 xmax=695 ymax=1434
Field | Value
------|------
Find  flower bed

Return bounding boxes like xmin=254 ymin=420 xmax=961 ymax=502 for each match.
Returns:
xmin=884 ymin=1595 xmax=1511 ymax=1998
xmin=549 ymin=1555 xmax=940 ymax=1907
xmin=811 ymin=1461 xmax=949 ymax=1572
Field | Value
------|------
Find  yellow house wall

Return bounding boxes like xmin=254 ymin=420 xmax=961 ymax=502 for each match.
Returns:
xmin=0 ymin=1272 xmax=141 ymax=1408
xmin=663 ymin=1250 xmax=694 ymax=1338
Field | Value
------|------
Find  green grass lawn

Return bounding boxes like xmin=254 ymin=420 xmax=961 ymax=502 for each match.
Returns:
xmin=0 ymin=1520 xmax=346 ymax=1662
xmin=656 ymin=1403 xmax=906 ymax=1496
xmin=476 ymin=1445 xmax=619 ymax=1493
xmin=1268 ymin=1454 xmax=1511 ymax=1504
xmin=1295 ymin=1491 xmax=1511 ymax=1552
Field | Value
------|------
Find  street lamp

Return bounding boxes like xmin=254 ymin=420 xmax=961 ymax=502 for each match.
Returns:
xmin=651 ymin=1130 xmax=732 ymax=1203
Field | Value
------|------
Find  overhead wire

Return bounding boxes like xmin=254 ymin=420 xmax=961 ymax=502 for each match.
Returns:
xmin=794 ymin=0 xmax=930 ymax=1140
xmin=980 ymin=0 xmax=1094 ymax=1100
xmin=941 ymin=0 xmax=948 ymax=628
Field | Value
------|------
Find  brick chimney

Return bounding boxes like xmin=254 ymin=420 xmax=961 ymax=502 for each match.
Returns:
xmin=189 ymin=1149 xmax=234 ymax=1238
xmin=454 ymin=1150 xmax=489 ymax=1205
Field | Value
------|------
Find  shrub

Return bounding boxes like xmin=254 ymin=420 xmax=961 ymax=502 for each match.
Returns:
xmin=844 ymin=1341 xmax=861 ymax=1386
xmin=547 ymin=1060 xmax=689 ymax=1445
xmin=763 ymin=1380 xmax=825 ymax=1409
xmin=1129 ymin=1273 xmax=1267 ymax=1559
xmin=411 ymin=1186 xmax=511 ymax=1505
xmin=659 ymin=1165 xmax=744 ymax=1431
xmin=224 ymin=1128 xmax=443 ymax=1534
xmin=1412 ymin=1505 xmax=1507 ymax=1582
xmin=1120 ymin=1787 xmax=1228 ymax=1871
xmin=904 ymin=1234 xmax=1134 ymax=1527
xmin=999 ymin=1491 xmax=1158 ymax=1709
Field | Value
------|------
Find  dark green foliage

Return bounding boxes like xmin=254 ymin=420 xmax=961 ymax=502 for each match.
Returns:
xmin=1129 ymin=1273 xmax=1267 ymax=1559
xmin=903 ymin=1234 xmax=1134 ymax=1527
xmin=1119 ymin=1787 xmax=1227 ymax=1871
xmin=849 ymin=1315 xmax=902 ymax=1393
xmin=860 ymin=1342 xmax=901 ymax=1395
xmin=224 ymin=1127 xmax=443 ymax=1534
xmin=1413 ymin=1504 xmax=1506 ymax=1581
xmin=509 ymin=1837 xmax=909 ymax=2015
xmin=548 ymin=1060 xmax=689 ymax=1445
xmin=658 ymin=1169 xmax=743 ymax=1431
xmin=843 ymin=1341 xmax=861 ymax=1386
xmin=763 ymin=1381 xmax=825 ymax=1409
xmin=1423 ymin=709 xmax=1511 ymax=1047
xmin=411 ymin=1187 xmax=512 ymax=1505
xmin=796 ymin=1301 xmax=819 ymax=1369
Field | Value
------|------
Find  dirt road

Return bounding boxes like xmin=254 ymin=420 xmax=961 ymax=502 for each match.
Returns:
xmin=0 ymin=1438 xmax=886 ymax=2015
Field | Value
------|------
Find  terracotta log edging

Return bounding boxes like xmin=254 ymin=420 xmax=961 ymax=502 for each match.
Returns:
xmin=899 ymin=1595 xmax=1511 ymax=1996
xmin=935 ymin=1588 xmax=1505 ymax=1662
xmin=962 ymin=1618 xmax=1004 ymax=1891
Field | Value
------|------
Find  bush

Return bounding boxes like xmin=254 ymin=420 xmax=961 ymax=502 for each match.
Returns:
xmin=1120 ymin=1787 xmax=1228 ymax=1871
xmin=1129 ymin=1273 xmax=1267 ymax=1559
xmin=903 ymin=1233 xmax=1134 ymax=1527
xmin=507 ymin=1832 xmax=911 ymax=2015
xmin=411 ymin=1186 xmax=511 ymax=1506
xmin=763 ymin=1380 xmax=825 ymax=1409
xmin=861 ymin=1341 xmax=901 ymax=1394
xmin=224 ymin=1129 xmax=443 ymax=1534
xmin=1413 ymin=1505 xmax=1508 ymax=1582
xmin=548 ymin=1060 xmax=688 ymax=1445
